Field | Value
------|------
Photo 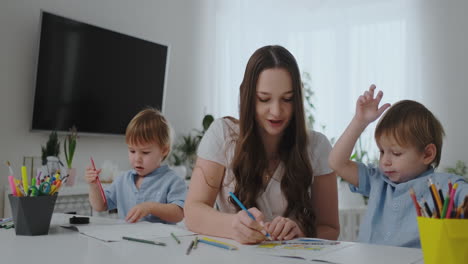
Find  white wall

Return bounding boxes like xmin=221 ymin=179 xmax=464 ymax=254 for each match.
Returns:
xmin=0 ymin=0 xmax=216 ymax=215
xmin=2 ymin=0 xmax=468 ymax=217
xmin=415 ymin=0 xmax=468 ymax=167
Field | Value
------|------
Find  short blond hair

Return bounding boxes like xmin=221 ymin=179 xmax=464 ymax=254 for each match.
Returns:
xmin=375 ymin=100 xmax=445 ymax=167
xmin=125 ymin=108 xmax=171 ymax=160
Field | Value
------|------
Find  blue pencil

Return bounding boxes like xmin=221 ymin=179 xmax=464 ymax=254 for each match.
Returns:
xmin=228 ymin=192 xmax=272 ymax=239
xmin=198 ymin=238 xmax=237 ymax=250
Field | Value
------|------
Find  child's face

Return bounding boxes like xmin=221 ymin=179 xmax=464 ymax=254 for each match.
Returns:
xmin=377 ymin=135 xmax=429 ymax=183
xmin=127 ymin=142 xmax=168 ymax=177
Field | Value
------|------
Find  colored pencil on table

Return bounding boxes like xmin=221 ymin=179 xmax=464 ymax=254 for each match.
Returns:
xmin=122 ymin=236 xmax=166 ymax=246
xmin=198 ymin=237 xmax=238 ymax=250
xmin=186 ymin=240 xmax=194 ymax=255
xmin=170 ymin=232 xmax=180 ymax=244
xmin=193 ymin=236 xmax=198 ymax=249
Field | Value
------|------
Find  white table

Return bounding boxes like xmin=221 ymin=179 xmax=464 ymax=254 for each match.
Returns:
xmin=0 ymin=213 xmax=424 ymax=264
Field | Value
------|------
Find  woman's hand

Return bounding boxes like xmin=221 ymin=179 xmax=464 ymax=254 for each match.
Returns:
xmin=84 ymin=164 xmax=101 ymax=184
xmin=231 ymin=207 xmax=267 ymax=244
xmin=126 ymin=202 xmax=152 ymax=223
xmin=265 ymin=216 xmax=304 ymax=241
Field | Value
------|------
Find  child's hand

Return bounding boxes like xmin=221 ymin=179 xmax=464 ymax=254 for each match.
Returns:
xmin=355 ymin=84 xmax=391 ymax=125
xmin=231 ymin=207 xmax=267 ymax=244
xmin=265 ymin=216 xmax=304 ymax=241
xmin=126 ymin=202 xmax=152 ymax=223
xmin=84 ymin=164 xmax=102 ymax=184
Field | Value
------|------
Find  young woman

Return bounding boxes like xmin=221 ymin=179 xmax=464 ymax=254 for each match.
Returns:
xmin=184 ymin=45 xmax=339 ymax=244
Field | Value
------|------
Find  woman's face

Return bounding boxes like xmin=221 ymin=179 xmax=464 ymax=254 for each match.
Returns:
xmin=255 ymin=68 xmax=294 ymax=139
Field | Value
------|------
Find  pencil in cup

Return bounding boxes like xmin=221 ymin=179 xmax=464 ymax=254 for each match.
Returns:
xmin=228 ymin=192 xmax=272 ymax=240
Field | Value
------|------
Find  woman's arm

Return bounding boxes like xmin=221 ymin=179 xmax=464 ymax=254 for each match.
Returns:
xmin=184 ymin=158 xmax=232 ymax=236
xmin=184 ymin=157 xmax=266 ymax=243
xmin=312 ymin=172 xmax=340 ymax=240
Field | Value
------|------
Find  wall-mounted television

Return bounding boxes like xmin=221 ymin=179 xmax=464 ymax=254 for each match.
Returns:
xmin=32 ymin=11 xmax=169 ymax=135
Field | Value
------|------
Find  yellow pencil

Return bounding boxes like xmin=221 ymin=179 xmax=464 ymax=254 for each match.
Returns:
xmin=200 ymin=237 xmax=238 ymax=250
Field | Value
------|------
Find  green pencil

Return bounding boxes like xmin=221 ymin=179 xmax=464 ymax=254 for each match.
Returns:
xmin=122 ymin=236 xmax=166 ymax=246
xmin=171 ymin=232 xmax=181 ymax=244
xmin=193 ymin=236 xmax=198 ymax=249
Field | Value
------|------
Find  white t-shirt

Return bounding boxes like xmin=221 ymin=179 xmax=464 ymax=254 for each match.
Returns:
xmin=197 ymin=118 xmax=333 ymax=221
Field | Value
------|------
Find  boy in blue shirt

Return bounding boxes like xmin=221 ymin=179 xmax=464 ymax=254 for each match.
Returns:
xmin=84 ymin=108 xmax=186 ymax=224
xmin=329 ymin=85 xmax=468 ymax=248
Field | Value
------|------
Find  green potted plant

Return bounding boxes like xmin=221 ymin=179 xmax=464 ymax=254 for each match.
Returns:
xmin=41 ymin=131 xmax=61 ymax=177
xmin=445 ymin=160 xmax=468 ymax=180
xmin=63 ymin=126 xmax=78 ymax=186
xmin=169 ymin=114 xmax=214 ymax=179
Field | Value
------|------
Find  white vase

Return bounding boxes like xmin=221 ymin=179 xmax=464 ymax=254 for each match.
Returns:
xmin=171 ymin=165 xmax=187 ymax=179
xmin=65 ymin=168 xmax=76 ymax=186
xmin=46 ymin=156 xmax=60 ymax=176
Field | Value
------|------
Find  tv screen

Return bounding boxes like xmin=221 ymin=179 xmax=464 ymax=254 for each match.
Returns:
xmin=32 ymin=11 xmax=168 ymax=135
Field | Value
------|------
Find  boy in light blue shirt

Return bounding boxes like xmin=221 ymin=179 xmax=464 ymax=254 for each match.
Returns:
xmin=329 ymin=85 xmax=468 ymax=248
xmin=85 ymin=108 xmax=186 ymax=224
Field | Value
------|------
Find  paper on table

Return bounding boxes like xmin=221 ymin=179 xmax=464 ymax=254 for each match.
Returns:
xmin=244 ymin=238 xmax=353 ymax=261
xmin=74 ymin=222 xmax=195 ymax=242
xmin=312 ymin=243 xmax=423 ymax=264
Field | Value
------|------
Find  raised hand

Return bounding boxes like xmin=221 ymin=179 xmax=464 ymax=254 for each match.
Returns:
xmin=265 ymin=216 xmax=304 ymax=241
xmin=355 ymin=84 xmax=391 ymax=125
xmin=231 ymin=207 xmax=267 ymax=244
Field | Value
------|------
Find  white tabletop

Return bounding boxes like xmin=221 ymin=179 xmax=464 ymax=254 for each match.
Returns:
xmin=0 ymin=214 xmax=424 ymax=264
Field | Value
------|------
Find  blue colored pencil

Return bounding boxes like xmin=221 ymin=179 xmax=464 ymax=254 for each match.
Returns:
xmin=198 ymin=238 xmax=237 ymax=250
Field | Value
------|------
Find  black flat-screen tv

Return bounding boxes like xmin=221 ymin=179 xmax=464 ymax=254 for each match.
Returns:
xmin=32 ymin=11 xmax=169 ymax=135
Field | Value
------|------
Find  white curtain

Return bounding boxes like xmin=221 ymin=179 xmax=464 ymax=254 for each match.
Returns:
xmin=211 ymin=0 xmax=423 ymax=161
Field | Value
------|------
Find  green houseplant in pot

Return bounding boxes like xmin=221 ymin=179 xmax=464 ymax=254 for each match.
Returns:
xmin=169 ymin=114 xmax=214 ymax=179
xmin=63 ymin=126 xmax=78 ymax=186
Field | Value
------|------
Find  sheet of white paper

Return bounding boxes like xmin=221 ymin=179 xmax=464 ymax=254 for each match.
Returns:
xmin=74 ymin=222 xmax=195 ymax=242
xmin=313 ymin=243 xmax=423 ymax=264
xmin=243 ymin=239 xmax=353 ymax=261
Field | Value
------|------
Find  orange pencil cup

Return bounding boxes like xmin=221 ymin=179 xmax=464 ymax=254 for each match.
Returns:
xmin=417 ymin=217 xmax=468 ymax=264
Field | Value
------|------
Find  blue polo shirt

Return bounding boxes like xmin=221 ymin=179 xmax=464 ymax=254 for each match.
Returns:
xmin=350 ymin=162 xmax=468 ymax=248
xmin=104 ymin=164 xmax=187 ymax=224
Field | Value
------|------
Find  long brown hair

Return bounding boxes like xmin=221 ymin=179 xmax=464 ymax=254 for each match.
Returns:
xmin=229 ymin=45 xmax=316 ymax=236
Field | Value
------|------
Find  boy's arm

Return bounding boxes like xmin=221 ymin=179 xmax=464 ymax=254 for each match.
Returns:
xmin=328 ymin=119 xmax=366 ymax=187
xmin=328 ymin=85 xmax=390 ymax=187
xmin=126 ymin=202 xmax=184 ymax=223
xmin=84 ymin=165 xmax=107 ymax=211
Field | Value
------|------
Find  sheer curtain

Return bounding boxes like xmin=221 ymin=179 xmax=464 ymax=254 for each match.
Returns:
xmin=212 ymin=0 xmax=422 ymax=160
xmin=214 ymin=0 xmax=421 ymax=158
